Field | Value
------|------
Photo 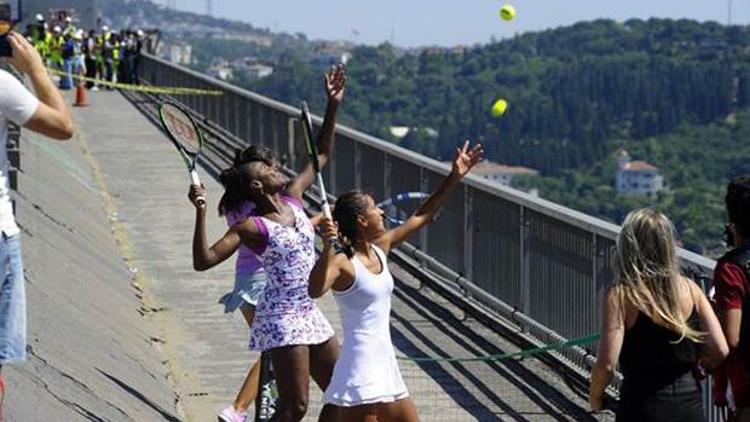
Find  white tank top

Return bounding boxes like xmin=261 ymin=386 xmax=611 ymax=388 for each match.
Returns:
xmin=336 ymin=244 xmax=394 ymax=344
xmin=324 ymin=244 xmax=408 ymax=406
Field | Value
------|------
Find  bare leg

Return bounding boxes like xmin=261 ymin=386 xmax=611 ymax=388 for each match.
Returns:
xmin=233 ymin=305 xmax=260 ymax=412
xmin=376 ymin=398 xmax=419 ymax=422
xmin=270 ymin=345 xmax=311 ymax=422
xmin=309 ymin=338 xmax=341 ymax=422
xmin=309 ymin=337 xmax=340 ymax=390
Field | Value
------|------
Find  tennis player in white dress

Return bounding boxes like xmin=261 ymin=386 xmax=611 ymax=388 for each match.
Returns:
xmin=309 ymin=141 xmax=484 ymax=422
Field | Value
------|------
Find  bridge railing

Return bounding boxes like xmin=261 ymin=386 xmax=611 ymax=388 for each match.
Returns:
xmin=139 ymin=55 xmax=719 ymax=414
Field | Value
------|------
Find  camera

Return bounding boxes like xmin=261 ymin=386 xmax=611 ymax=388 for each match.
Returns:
xmin=0 ymin=4 xmax=12 ymax=57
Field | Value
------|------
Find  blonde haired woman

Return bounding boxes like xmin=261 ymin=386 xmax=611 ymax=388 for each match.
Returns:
xmin=589 ymin=208 xmax=728 ymax=421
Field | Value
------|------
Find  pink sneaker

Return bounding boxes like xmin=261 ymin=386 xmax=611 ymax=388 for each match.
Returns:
xmin=218 ymin=406 xmax=247 ymax=422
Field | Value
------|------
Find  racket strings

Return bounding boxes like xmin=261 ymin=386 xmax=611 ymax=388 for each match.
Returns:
xmin=163 ymin=107 xmax=202 ymax=153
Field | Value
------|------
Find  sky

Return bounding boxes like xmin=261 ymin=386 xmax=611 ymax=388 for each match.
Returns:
xmin=168 ymin=0 xmax=750 ymax=47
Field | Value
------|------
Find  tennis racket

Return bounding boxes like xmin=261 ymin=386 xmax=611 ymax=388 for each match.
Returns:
xmin=377 ymin=192 xmax=431 ymax=226
xmin=254 ymin=352 xmax=278 ymax=421
xmin=158 ymin=102 xmax=205 ymax=206
xmin=300 ymin=101 xmax=339 ymax=245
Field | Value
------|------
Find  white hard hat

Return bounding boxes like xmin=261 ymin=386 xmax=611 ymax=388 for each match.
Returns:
xmin=65 ymin=16 xmax=72 ymax=23
xmin=102 ymin=25 xmax=110 ymax=32
xmin=137 ymin=30 xmax=144 ymax=37
xmin=35 ymin=13 xmax=44 ymax=22
xmin=53 ymin=25 xmax=61 ymax=33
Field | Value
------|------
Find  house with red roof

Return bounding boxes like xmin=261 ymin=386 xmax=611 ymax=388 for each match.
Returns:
xmin=615 ymin=150 xmax=664 ymax=198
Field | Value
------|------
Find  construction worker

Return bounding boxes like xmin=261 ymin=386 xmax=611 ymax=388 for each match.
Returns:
xmin=72 ymin=30 xmax=85 ymax=85
xmin=94 ymin=28 xmax=106 ymax=89
xmin=48 ymin=26 xmax=64 ymax=70
xmin=63 ymin=16 xmax=77 ymax=38
xmin=30 ymin=14 xmax=46 ymax=58
xmin=111 ymin=32 xmax=122 ymax=84
xmin=123 ymin=30 xmax=142 ymax=84
xmin=83 ymin=30 xmax=98 ymax=89
xmin=60 ymin=32 xmax=74 ymax=89
xmin=133 ymin=29 xmax=144 ymax=84
xmin=100 ymin=25 xmax=115 ymax=87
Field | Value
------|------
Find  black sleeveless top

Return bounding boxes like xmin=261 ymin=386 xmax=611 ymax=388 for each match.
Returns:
xmin=619 ymin=306 xmax=700 ymax=400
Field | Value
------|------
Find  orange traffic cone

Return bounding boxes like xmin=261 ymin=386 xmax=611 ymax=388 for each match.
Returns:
xmin=74 ymin=78 xmax=88 ymax=107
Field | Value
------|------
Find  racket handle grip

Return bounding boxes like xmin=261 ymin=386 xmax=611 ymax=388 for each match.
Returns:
xmin=322 ymin=202 xmax=336 ymax=242
xmin=189 ymin=170 xmax=205 ymax=206
xmin=321 ymin=202 xmax=333 ymax=220
xmin=321 ymin=202 xmax=344 ymax=251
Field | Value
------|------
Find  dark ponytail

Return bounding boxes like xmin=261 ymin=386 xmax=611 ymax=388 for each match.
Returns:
xmin=218 ymin=165 xmax=252 ymax=216
xmin=236 ymin=145 xmax=275 ymax=167
xmin=332 ymin=190 xmax=370 ymax=258
xmin=218 ymin=145 xmax=277 ymax=216
xmin=232 ymin=147 xmax=245 ymax=167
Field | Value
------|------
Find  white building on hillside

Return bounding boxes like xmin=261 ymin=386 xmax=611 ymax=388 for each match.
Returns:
xmin=471 ymin=161 xmax=538 ymax=187
xmin=615 ymin=150 xmax=664 ymax=197
xmin=247 ymin=63 xmax=274 ymax=79
xmin=165 ymin=42 xmax=192 ymax=66
xmin=207 ymin=58 xmax=233 ymax=80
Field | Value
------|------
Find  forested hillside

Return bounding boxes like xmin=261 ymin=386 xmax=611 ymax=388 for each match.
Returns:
xmin=22 ymin=1 xmax=744 ymax=254
xmin=240 ymin=19 xmax=750 ymax=255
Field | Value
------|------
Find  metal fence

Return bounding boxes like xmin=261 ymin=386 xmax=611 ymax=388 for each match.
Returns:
xmin=138 ymin=54 xmax=721 ymax=419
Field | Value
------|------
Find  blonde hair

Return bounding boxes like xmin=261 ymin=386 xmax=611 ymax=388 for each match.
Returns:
xmin=613 ymin=208 xmax=704 ymax=343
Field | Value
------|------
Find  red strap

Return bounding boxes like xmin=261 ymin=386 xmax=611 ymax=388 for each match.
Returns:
xmin=0 ymin=374 xmax=5 ymax=421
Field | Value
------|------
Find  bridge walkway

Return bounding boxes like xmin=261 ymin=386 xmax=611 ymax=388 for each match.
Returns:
xmin=10 ymin=89 xmax=612 ymax=421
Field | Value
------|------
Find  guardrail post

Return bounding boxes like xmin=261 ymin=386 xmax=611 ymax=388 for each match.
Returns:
xmin=223 ymin=94 xmax=232 ymax=131
xmin=383 ymin=154 xmax=391 ymax=201
xmin=257 ymin=106 xmax=265 ymax=148
xmin=464 ymin=186 xmax=473 ymax=279
xmin=354 ymin=143 xmax=362 ymax=188
xmin=520 ymin=205 xmax=531 ymax=314
xmin=593 ymin=233 xmax=610 ymax=332
xmin=271 ymin=111 xmax=281 ymax=159
xmin=230 ymin=94 xmax=238 ymax=136
xmin=241 ymin=101 xmax=251 ymax=144
xmin=592 ymin=232 xmax=599 ymax=293
xmin=418 ymin=168 xmax=428 ymax=254
xmin=328 ymin=140 xmax=337 ymax=195
xmin=287 ymin=117 xmax=296 ymax=170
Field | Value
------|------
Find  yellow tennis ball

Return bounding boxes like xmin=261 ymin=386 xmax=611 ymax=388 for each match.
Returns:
xmin=499 ymin=4 xmax=516 ymax=21
xmin=491 ymin=99 xmax=508 ymax=117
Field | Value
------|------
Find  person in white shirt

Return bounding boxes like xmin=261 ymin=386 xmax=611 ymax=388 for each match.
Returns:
xmin=0 ymin=31 xmax=74 ymax=416
xmin=309 ymin=141 xmax=483 ymax=422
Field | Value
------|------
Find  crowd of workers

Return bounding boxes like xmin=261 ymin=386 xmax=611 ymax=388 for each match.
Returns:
xmin=24 ymin=14 xmax=145 ymax=91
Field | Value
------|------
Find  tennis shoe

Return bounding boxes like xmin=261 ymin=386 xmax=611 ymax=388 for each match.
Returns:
xmin=218 ymin=406 xmax=247 ymax=422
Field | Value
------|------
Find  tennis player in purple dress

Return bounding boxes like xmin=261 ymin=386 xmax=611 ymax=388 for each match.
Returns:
xmin=190 ymin=65 xmax=346 ymax=422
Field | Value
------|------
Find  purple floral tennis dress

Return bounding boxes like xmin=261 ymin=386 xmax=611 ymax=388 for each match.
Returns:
xmin=249 ymin=196 xmax=334 ymax=351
